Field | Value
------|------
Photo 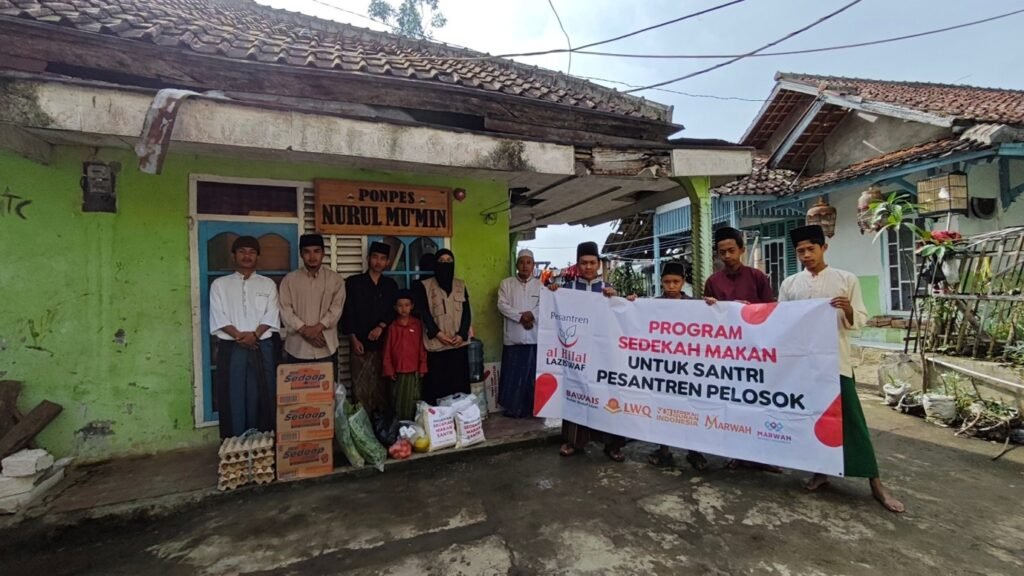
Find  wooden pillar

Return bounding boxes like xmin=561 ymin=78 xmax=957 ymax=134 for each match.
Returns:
xmin=671 ymin=176 xmax=712 ymax=297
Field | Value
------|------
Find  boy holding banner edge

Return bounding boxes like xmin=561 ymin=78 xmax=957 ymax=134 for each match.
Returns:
xmin=647 ymin=262 xmax=710 ymax=472
xmin=779 ymin=225 xmax=905 ymax=513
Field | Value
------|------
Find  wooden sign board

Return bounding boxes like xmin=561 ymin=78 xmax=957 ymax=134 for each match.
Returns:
xmin=314 ymin=180 xmax=453 ymax=237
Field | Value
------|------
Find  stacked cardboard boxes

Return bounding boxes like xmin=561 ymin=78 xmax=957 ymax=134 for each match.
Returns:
xmin=275 ymin=362 xmax=335 ymax=481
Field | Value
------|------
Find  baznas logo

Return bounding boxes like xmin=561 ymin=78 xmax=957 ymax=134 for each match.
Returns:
xmin=558 ymin=324 xmax=579 ymax=348
xmin=605 ymin=398 xmax=622 ymax=414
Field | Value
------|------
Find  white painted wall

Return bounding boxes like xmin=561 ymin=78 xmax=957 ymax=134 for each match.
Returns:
xmin=807 ymin=114 xmax=950 ymax=174
xmin=955 ymin=160 xmax=1024 ymax=236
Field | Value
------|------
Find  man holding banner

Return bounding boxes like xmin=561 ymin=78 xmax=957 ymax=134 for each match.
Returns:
xmin=704 ymin=226 xmax=780 ymax=473
xmin=549 ymin=241 xmax=627 ymax=462
xmin=780 ymin=225 xmax=904 ymax=513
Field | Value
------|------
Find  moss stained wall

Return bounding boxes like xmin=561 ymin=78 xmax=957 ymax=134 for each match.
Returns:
xmin=0 ymin=146 xmax=508 ymax=460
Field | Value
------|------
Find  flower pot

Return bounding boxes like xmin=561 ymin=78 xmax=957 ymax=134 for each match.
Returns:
xmin=922 ymin=393 xmax=957 ymax=424
xmin=941 ymin=258 xmax=962 ymax=286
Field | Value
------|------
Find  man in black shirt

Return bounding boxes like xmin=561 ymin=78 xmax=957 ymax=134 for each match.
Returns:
xmin=341 ymin=241 xmax=399 ymax=414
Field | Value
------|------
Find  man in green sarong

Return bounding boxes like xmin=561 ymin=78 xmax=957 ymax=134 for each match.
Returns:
xmin=779 ymin=225 xmax=905 ymax=513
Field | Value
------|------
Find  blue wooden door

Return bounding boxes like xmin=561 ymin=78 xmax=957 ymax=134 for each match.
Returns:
xmin=198 ymin=221 xmax=298 ymax=424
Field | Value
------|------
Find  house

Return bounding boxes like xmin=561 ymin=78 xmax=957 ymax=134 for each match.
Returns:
xmin=619 ymin=73 xmax=1024 ymax=339
xmin=0 ymin=0 xmax=750 ymax=460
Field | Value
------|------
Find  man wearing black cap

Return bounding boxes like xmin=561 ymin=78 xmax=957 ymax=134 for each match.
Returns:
xmin=703 ymin=227 xmax=775 ymax=305
xmin=647 ymin=262 xmax=710 ymax=472
xmin=209 ymin=235 xmax=280 ymax=438
xmin=279 ymin=234 xmax=346 ymax=364
xmin=341 ymin=241 xmax=399 ymax=413
xmin=549 ymin=241 xmax=627 ymax=461
xmin=704 ymin=226 xmax=779 ymax=472
xmin=779 ymin=225 xmax=904 ymax=513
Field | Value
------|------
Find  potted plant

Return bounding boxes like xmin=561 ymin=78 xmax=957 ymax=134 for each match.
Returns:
xmin=916 ymin=230 xmax=967 ymax=285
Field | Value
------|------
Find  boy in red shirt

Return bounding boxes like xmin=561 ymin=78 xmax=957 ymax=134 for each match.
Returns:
xmin=382 ymin=290 xmax=429 ymax=421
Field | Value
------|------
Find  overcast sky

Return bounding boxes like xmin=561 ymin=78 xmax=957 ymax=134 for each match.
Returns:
xmin=258 ymin=0 xmax=1024 ymax=267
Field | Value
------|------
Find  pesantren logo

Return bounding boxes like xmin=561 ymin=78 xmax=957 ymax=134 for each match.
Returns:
xmin=558 ymin=324 xmax=579 ymax=348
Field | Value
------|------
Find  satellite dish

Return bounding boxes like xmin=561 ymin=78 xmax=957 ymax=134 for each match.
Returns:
xmin=970 ymin=197 xmax=997 ymax=219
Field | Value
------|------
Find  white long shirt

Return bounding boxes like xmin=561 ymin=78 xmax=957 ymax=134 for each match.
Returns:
xmin=497 ymin=275 xmax=541 ymax=345
xmin=778 ymin=266 xmax=867 ymax=378
xmin=210 ymin=272 xmax=280 ymax=341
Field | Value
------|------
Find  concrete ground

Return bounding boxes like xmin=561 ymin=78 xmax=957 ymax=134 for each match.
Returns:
xmin=1 ymin=395 xmax=1022 ymax=576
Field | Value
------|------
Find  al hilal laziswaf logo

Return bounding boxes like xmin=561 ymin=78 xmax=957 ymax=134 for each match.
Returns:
xmin=558 ymin=324 xmax=579 ymax=348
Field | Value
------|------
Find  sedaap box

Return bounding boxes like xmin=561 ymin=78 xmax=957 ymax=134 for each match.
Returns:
xmin=276 ymin=402 xmax=335 ymax=443
xmin=276 ymin=439 xmax=334 ymax=482
xmin=277 ymin=362 xmax=334 ymax=405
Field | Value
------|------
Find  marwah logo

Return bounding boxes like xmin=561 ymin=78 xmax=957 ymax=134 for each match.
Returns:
xmin=558 ymin=324 xmax=579 ymax=348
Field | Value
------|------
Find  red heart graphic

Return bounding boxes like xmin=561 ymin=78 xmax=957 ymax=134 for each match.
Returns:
xmin=741 ymin=303 xmax=779 ymax=325
xmin=533 ymin=373 xmax=558 ymax=416
xmin=814 ymin=393 xmax=844 ymax=448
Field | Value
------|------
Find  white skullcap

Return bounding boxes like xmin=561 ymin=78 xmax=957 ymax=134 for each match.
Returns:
xmin=517 ymin=249 xmax=535 ymax=260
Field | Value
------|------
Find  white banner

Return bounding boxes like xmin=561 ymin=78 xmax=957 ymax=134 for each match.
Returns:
xmin=534 ymin=290 xmax=845 ymax=476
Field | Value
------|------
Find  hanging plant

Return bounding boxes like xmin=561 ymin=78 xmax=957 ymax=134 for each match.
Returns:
xmin=867 ymin=192 xmax=925 ymax=242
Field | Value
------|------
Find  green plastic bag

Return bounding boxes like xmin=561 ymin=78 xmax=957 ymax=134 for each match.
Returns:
xmin=350 ymin=407 xmax=387 ymax=472
xmin=334 ymin=399 xmax=364 ymax=468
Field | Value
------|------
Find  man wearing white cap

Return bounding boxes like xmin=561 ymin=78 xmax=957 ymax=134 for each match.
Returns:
xmin=496 ymin=249 xmax=541 ymax=417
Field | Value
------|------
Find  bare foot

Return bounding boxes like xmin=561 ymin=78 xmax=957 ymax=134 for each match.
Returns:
xmin=870 ymin=478 xmax=905 ymax=513
xmin=805 ymin=473 xmax=830 ymax=491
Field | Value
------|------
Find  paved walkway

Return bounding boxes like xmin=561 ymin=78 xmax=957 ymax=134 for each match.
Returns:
xmin=1 ymin=395 xmax=1022 ymax=575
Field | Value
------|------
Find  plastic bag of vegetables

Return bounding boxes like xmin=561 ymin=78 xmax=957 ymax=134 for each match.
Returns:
xmin=350 ymin=407 xmax=387 ymax=472
xmin=334 ymin=399 xmax=364 ymax=468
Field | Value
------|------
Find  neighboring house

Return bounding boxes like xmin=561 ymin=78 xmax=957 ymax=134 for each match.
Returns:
xmin=0 ymin=0 xmax=750 ymax=460
xmin=620 ymin=73 xmax=1024 ymax=335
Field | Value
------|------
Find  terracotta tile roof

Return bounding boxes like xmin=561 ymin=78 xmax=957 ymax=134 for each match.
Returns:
xmin=779 ymin=73 xmax=1024 ymax=126
xmin=713 ymin=156 xmax=797 ymax=196
xmin=799 ymin=136 xmax=986 ymax=191
xmin=714 ymin=137 xmax=991 ymax=197
xmin=0 ymin=0 xmax=669 ymax=121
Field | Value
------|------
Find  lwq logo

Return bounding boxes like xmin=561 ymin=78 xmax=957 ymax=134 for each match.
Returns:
xmin=604 ymin=398 xmax=622 ymax=414
xmin=558 ymin=324 xmax=579 ymax=348
xmin=757 ymin=418 xmax=793 ymax=443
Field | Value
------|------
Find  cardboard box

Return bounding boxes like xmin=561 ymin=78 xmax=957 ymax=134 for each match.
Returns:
xmin=276 ymin=440 xmax=333 ymax=482
xmin=276 ymin=402 xmax=335 ymax=443
xmin=277 ymin=362 xmax=335 ymax=405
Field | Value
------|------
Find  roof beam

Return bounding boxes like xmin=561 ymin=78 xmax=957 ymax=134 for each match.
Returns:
xmin=777 ymin=80 xmax=954 ymax=128
xmin=768 ymin=97 xmax=826 ymax=168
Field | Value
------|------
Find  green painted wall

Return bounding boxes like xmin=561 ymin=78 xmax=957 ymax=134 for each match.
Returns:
xmin=0 ymin=146 xmax=508 ymax=460
xmin=857 ymin=275 xmax=882 ymax=318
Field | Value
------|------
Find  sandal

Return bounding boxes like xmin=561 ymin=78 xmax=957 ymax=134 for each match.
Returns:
xmin=560 ymin=443 xmax=581 ymax=457
xmin=647 ymin=448 xmax=674 ymax=467
xmin=604 ymin=445 xmax=626 ymax=463
xmin=686 ymin=451 xmax=709 ymax=472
